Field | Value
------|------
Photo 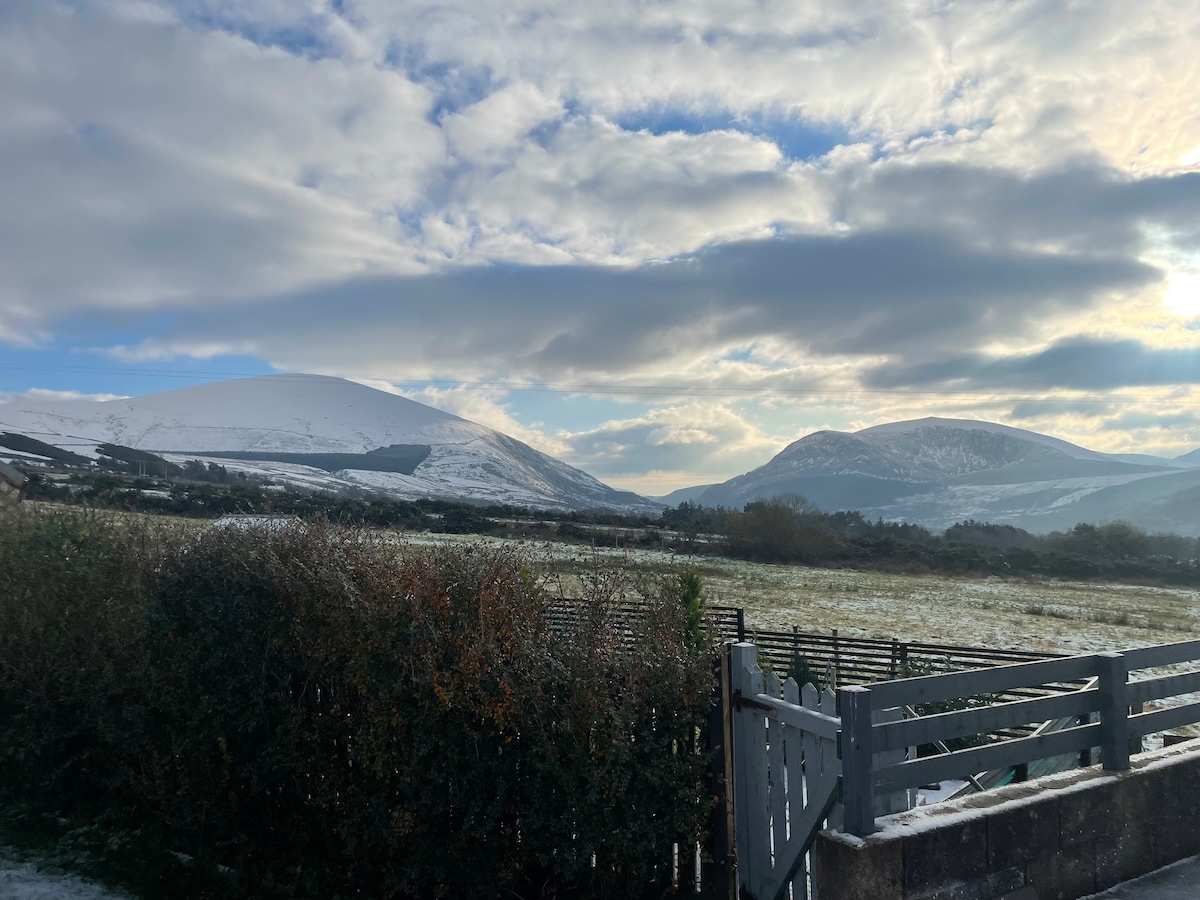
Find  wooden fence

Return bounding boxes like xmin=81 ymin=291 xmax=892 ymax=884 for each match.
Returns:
xmin=835 ymin=638 xmax=1200 ymax=835
xmin=548 ymin=598 xmax=744 ymax=641
xmin=742 ymin=625 xmax=1065 ymax=688
xmin=545 ymin=600 xmax=1106 ymax=898
xmin=550 ymin=599 xmax=1064 ymax=689
xmin=729 ymin=636 xmax=1200 ymax=898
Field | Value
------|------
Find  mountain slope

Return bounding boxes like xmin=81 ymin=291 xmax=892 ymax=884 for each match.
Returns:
xmin=699 ymin=418 xmax=1200 ymax=533
xmin=0 ymin=375 xmax=654 ymax=512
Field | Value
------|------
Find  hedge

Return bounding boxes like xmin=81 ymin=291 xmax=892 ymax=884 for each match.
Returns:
xmin=0 ymin=510 xmax=716 ymax=898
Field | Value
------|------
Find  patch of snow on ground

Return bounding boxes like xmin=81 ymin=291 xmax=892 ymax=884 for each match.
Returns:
xmin=0 ymin=849 xmax=128 ymax=899
xmin=915 ymin=780 xmax=967 ymax=806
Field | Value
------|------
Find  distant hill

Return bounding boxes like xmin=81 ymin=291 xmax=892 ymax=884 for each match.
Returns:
xmin=0 ymin=375 xmax=657 ymax=513
xmin=649 ymin=484 xmax=718 ymax=506
xmin=695 ymin=417 xmax=1200 ymax=534
xmin=1175 ymin=447 xmax=1200 ymax=465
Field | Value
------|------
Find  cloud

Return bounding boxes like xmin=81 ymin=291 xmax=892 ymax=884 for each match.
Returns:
xmin=84 ymin=219 xmax=1158 ymax=386
xmin=1108 ymin=410 xmax=1200 ymax=432
xmin=0 ymin=0 xmax=440 ymax=323
xmin=0 ymin=388 xmax=128 ymax=404
xmin=354 ymin=0 xmax=1200 ymax=174
xmin=444 ymin=117 xmax=818 ymax=263
xmin=867 ymin=337 xmax=1200 ymax=392
xmin=837 ymin=164 xmax=1200 ymax=257
xmin=5 ymin=2 xmax=1197 ymax=365
xmin=1008 ymin=400 xmax=1118 ymax=421
xmin=561 ymin=402 xmax=783 ymax=483
xmin=391 ymin=383 xmax=572 ymax=458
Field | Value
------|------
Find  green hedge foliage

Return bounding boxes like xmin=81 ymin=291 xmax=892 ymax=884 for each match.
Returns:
xmin=0 ymin=510 xmax=715 ymax=898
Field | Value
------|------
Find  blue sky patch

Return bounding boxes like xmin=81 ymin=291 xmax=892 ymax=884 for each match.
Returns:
xmin=613 ymin=106 xmax=846 ymax=161
xmin=169 ymin=3 xmax=339 ymax=60
xmin=0 ymin=343 xmax=277 ymax=400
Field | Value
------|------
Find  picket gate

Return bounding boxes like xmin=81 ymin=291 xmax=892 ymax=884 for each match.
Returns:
xmin=730 ymin=643 xmax=842 ymax=900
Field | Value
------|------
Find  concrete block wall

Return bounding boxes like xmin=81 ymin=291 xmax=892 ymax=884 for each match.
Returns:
xmin=814 ymin=740 xmax=1200 ymax=900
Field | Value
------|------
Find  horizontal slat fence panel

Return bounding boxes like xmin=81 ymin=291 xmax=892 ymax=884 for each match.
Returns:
xmin=1130 ymin=700 xmax=1200 ymax=737
xmin=873 ymin=722 xmax=1102 ymax=794
xmin=551 ymin=600 xmax=1069 ymax=694
xmin=1128 ymin=670 xmax=1200 ymax=706
xmin=1122 ymin=639 xmax=1200 ymax=669
xmin=548 ymin=599 xmax=743 ymax=641
xmin=745 ymin=626 xmax=1067 ymax=692
xmin=874 ymin=688 xmax=1100 ymax=752
xmin=868 ymin=655 xmax=1099 ymax=708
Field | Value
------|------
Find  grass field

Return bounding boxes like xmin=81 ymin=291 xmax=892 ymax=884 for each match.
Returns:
xmin=399 ymin=532 xmax=1200 ymax=656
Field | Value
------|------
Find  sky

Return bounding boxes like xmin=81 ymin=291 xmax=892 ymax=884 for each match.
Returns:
xmin=2 ymin=0 xmax=1200 ymax=496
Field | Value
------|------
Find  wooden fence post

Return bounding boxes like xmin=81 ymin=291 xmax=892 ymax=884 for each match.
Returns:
xmin=702 ymin=644 xmax=736 ymax=899
xmin=840 ymin=685 xmax=876 ymax=837
xmin=731 ymin=642 xmax=769 ymax=898
xmin=831 ymin=629 xmax=841 ymax=689
xmin=1097 ymin=651 xmax=1131 ymax=772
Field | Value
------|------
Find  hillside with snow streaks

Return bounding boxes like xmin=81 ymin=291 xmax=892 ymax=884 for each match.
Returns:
xmin=699 ymin=418 xmax=1200 ymax=534
xmin=0 ymin=375 xmax=655 ymax=512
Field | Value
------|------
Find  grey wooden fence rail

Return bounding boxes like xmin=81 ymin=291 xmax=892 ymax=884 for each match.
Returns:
xmin=837 ymin=637 xmax=1200 ymax=836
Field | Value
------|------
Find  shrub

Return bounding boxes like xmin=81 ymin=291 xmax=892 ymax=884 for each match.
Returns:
xmin=0 ymin=509 xmax=185 ymax=813
xmin=0 ymin=511 xmax=716 ymax=899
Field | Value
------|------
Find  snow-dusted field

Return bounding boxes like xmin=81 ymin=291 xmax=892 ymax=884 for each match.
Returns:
xmin=401 ymin=532 xmax=1200 ymax=655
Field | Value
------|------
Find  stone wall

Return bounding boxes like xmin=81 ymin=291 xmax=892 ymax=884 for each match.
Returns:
xmin=815 ymin=739 xmax=1200 ymax=900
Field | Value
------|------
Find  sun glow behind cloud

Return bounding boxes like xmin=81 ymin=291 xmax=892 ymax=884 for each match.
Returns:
xmin=1163 ymin=271 xmax=1200 ymax=319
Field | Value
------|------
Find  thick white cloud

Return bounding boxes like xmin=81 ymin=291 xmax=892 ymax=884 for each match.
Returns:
xmin=0 ymin=0 xmax=441 ymax=323
xmin=4 ymin=0 xmax=1197 ymax=326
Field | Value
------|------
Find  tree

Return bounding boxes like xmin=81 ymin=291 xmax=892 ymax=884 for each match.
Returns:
xmin=725 ymin=494 xmax=843 ymax=562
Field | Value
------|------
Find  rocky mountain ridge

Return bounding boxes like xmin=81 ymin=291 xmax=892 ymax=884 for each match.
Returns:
xmin=697 ymin=418 xmax=1200 ymax=535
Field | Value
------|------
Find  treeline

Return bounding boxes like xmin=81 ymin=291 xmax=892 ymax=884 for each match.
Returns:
xmin=714 ymin=495 xmax=1200 ymax=585
xmin=18 ymin=470 xmax=660 ymax=537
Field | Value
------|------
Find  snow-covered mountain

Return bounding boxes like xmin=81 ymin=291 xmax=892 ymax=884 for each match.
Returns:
xmin=0 ymin=375 xmax=655 ymax=512
xmin=697 ymin=418 xmax=1200 ymax=534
